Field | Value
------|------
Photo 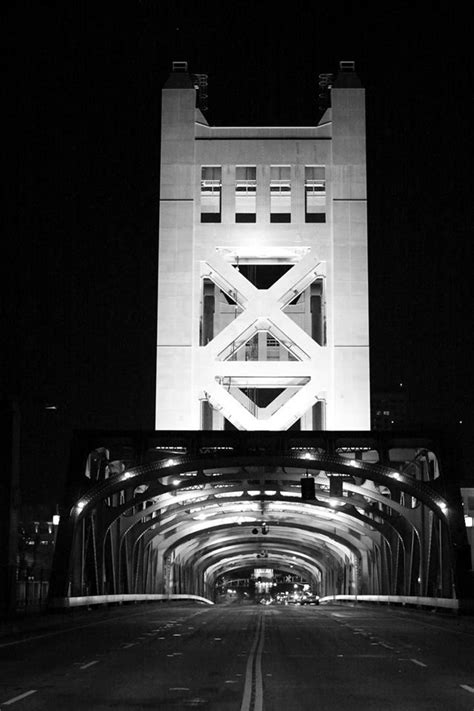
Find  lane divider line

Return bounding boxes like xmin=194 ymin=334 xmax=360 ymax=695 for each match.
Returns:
xmin=80 ymin=660 xmax=99 ymax=670
xmin=254 ymin=615 xmax=265 ymax=711
xmin=240 ymin=613 xmax=265 ymax=711
xmin=410 ymin=659 xmax=427 ymax=668
xmin=2 ymin=690 xmax=37 ymax=706
xmin=460 ymin=685 xmax=474 ymax=693
xmin=240 ymin=614 xmax=262 ymax=711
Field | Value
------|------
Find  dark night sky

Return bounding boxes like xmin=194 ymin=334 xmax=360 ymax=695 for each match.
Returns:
xmin=4 ymin=2 xmax=474 ymax=506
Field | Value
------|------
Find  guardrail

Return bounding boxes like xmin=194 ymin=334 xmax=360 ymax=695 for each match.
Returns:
xmin=49 ymin=593 xmax=214 ymax=608
xmin=319 ymin=594 xmax=459 ymax=610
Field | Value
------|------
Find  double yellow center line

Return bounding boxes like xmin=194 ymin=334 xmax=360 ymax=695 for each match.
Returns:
xmin=240 ymin=612 xmax=266 ymax=711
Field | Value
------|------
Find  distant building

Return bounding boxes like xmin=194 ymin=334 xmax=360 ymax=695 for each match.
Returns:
xmin=460 ymin=488 xmax=474 ymax=572
xmin=18 ymin=505 xmax=58 ymax=580
xmin=18 ymin=523 xmax=55 ymax=577
xmin=156 ymin=61 xmax=370 ymax=430
xmin=371 ymin=390 xmax=409 ymax=430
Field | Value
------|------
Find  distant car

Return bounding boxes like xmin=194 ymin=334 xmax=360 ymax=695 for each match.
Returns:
xmin=300 ymin=596 xmax=320 ymax=605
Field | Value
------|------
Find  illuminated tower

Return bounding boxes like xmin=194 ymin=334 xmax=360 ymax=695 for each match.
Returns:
xmin=156 ymin=61 xmax=370 ymax=431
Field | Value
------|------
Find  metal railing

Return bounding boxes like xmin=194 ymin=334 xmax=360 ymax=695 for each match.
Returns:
xmin=319 ymin=594 xmax=459 ymax=610
xmin=49 ymin=593 xmax=214 ymax=608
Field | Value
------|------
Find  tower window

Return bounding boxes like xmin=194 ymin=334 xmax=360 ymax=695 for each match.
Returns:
xmin=305 ymin=166 xmax=326 ymax=223
xmin=270 ymin=166 xmax=291 ymax=223
xmin=235 ymin=166 xmax=256 ymax=222
xmin=201 ymin=166 xmax=222 ymax=222
xmin=266 ymin=333 xmax=280 ymax=360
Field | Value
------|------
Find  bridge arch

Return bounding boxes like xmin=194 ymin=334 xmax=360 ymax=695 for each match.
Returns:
xmin=50 ymin=431 xmax=471 ymax=603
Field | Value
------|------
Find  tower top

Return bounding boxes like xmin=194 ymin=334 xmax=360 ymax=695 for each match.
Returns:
xmin=333 ymin=60 xmax=362 ymax=88
xmin=164 ymin=60 xmax=195 ymax=89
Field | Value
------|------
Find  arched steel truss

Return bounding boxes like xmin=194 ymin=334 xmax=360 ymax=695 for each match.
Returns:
xmin=49 ymin=432 xmax=471 ymax=602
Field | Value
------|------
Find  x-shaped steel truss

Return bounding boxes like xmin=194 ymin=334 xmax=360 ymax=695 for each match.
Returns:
xmin=198 ymin=251 xmax=328 ymax=430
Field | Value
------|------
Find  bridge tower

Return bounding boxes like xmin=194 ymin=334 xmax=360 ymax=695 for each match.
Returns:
xmin=156 ymin=61 xmax=370 ymax=431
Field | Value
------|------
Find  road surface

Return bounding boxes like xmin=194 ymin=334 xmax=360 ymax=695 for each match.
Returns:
xmin=0 ymin=602 xmax=473 ymax=710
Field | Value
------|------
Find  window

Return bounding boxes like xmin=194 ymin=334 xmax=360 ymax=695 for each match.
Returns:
xmin=235 ymin=166 xmax=256 ymax=222
xmin=266 ymin=333 xmax=280 ymax=361
xmin=201 ymin=167 xmax=221 ymax=222
xmin=266 ymin=334 xmax=279 ymax=348
xmin=270 ymin=166 xmax=291 ymax=222
xmin=310 ymin=280 xmax=326 ymax=346
xmin=305 ymin=166 xmax=326 ymax=222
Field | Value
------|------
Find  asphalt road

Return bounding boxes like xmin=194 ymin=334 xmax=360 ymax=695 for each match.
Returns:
xmin=0 ymin=602 xmax=473 ymax=710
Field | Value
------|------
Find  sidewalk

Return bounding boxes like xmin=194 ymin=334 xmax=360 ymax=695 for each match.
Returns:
xmin=0 ymin=606 xmax=116 ymax=642
xmin=0 ymin=599 xmax=204 ymax=642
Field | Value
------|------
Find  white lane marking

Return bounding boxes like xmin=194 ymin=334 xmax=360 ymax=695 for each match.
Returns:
xmin=341 ymin=654 xmax=390 ymax=658
xmin=169 ymin=687 xmax=190 ymax=691
xmin=214 ymin=637 xmax=222 ymax=641
xmin=173 ymin=634 xmax=182 ymax=637
xmin=410 ymin=658 xmax=427 ymax=667
xmin=2 ymin=690 xmax=37 ymax=706
xmin=122 ymin=642 xmax=137 ymax=648
xmin=460 ymin=685 xmax=474 ymax=693
xmin=80 ymin=660 xmax=99 ymax=670
xmin=379 ymin=643 xmax=394 ymax=650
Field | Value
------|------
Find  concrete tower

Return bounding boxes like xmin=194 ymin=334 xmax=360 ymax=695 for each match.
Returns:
xmin=156 ymin=61 xmax=370 ymax=431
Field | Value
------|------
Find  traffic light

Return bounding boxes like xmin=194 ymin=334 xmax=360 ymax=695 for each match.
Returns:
xmin=301 ymin=476 xmax=315 ymax=500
